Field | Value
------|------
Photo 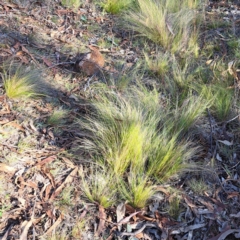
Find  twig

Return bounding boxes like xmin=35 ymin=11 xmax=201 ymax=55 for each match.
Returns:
xmin=207 ymin=108 xmax=213 ymax=156
xmin=226 ymin=114 xmax=240 ymax=124
xmin=47 ymin=61 xmax=75 ymax=68
xmin=120 ymin=223 xmax=157 ymax=237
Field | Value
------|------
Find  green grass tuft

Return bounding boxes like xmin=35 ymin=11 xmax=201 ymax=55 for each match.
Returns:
xmin=80 ymin=167 xmax=117 ymax=208
xmin=47 ymin=109 xmax=69 ymax=126
xmin=78 ymin=82 xmax=202 ymax=206
xmin=197 ymin=84 xmax=233 ymax=121
xmin=118 ymin=173 xmax=155 ymax=208
xmin=61 ymin=0 xmax=81 ymax=9
xmin=168 ymin=194 xmax=183 ymax=219
xmin=125 ymin=0 xmax=202 ymax=53
xmin=2 ymin=66 xmax=46 ymax=100
xmin=144 ymin=51 xmax=171 ymax=77
xmin=188 ymin=178 xmax=209 ymax=195
xmin=102 ymin=0 xmax=133 ymax=14
xmin=171 ymin=93 xmax=213 ymax=134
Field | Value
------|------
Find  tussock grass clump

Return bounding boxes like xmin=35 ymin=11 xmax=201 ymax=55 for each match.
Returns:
xmin=171 ymin=93 xmax=213 ymax=134
xmin=78 ymin=82 xmax=209 ymax=207
xmin=118 ymin=173 xmax=155 ymax=208
xmin=80 ymin=84 xmax=162 ymax=176
xmin=168 ymin=194 xmax=183 ymax=219
xmin=61 ymin=0 xmax=81 ymax=9
xmin=125 ymin=0 xmax=201 ymax=53
xmin=146 ymin=133 xmax=193 ymax=181
xmin=2 ymin=66 xmax=46 ymax=100
xmin=144 ymin=51 xmax=171 ymax=77
xmin=47 ymin=109 xmax=69 ymax=126
xmin=196 ymin=83 xmax=233 ymax=121
xmin=102 ymin=0 xmax=133 ymax=14
xmin=80 ymin=167 xmax=117 ymax=208
xmin=188 ymin=178 xmax=209 ymax=195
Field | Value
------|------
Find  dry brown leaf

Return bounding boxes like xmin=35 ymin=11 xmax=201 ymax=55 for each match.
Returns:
xmin=135 ymin=232 xmax=144 ymax=239
xmin=96 ymin=205 xmax=106 ymax=236
xmin=125 ymin=204 xmax=136 ymax=213
xmin=0 ymin=163 xmax=16 ymax=175
xmin=41 ymin=165 xmax=56 ymax=188
xmin=56 ymin=9 xmax=72 ymax=15
xmin=0 ymin=119 xmax=10 ymax=124
xmin=46 ymin=209 xmax=55 ymax=219
xmin=117 ymin=211 xmax=141 ymax=226
xmin=184 ymin=195 xmax=197 ymax=208
xmin=121 ymin=223 xmax=157 ymax=237
xmin=36 ymin=155 xmax=57 ymax=167
xmin=19 ymin=214 xmax=45 ymax=240
xmin=19 ymin=179 xmax=38 ymax=189
xmin=155 ymin=186 xmax=170 ymax=197
xmin=61 ymin=157 xmax=75 ymax=168
xmin=21 ymin=45 xmax=38 ymax=65
xmin=155 ymin=212 xmax=177 ymax=227
xmin=44 ymin=213 xmax=64 ymax=235
xmin=197 ymin=197 xmax=215 ymax=211
xmin=1 ymin=226 xmax=11 ymax=240
xmin=20 ymin=219 xmax=33 ymax=240
xmin=28 ymin=120 xmax=38 ymax=132
xmin=16 ymin=51 xmax=29 ymax=64
xmin=0 ymin=110 xmax=11 ymax=115
xmin=0 ymin=95 xmax=6 ymax=102
xmin=0 ymin=2 xmax=18 ymax=8
xmin=4 ymin=121 xmax=25 ymax=132
xmin=208 ymin=229 xmax=240 ymax=240
xmin=230 ymin=212 xmax=240 ymax=218
xmin=137 ymin=213 xmax=155 ymax=222
xmin=44 ymin=184 xmax=52 ymax=201
xmin=79 ymin=209 xmax=88 ymax=220
xmin=227 ymin=192 xmax=239 ymax=199
xmin=42 ymin=57 xmax=54 ymax=67
xmin=49 ymin=167 xmax=78 ymax=202
xmin=116 ymin=202 xmax=125 ymax=231
xmin=106 ymin=233 xmax=114 ymax=240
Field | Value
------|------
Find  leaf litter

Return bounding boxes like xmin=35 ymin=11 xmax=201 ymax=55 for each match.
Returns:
xmin=0 ymin=0 xmax=240 ymax=239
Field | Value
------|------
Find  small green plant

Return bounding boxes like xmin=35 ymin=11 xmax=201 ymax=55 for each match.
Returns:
xmin=3 ymin=152 xmax=20 ymax=165
xmin=78 ymin=83 xmax=197 ymax=207
xmin=217 ymin=142 xmax=236 ymax=164
xmin=2 ymin=66 xmax=45 ymax=99
xmin=188 ymin=178 xmax=209 ymax=195
xmin=171 ymin=93 xmax=213 ymax=134
xmin=199 ymin=84 xmax=233 ymax=120
xmin=207 ymin=14 xmax=230 ymax=30
xmin=105 ymin=61 xmax=141 ymax=91
xmin=80 ymin=167 xmax=117 ymax=208
xmin=17 ymin=136 xmax=37 ymax=153
xmin=228 ymin=39 xmax=240 ymax=59
xmin=47 ymin=109 xmax=69 ymax=126
xmin=0 ymin=202 xmax=11 ymax=218
xmin=0 ymin=176 xmax=11 ymax=218
xmin=102 ymin=0 xmax=133 ymax=14
xmin=144 ymin=51 xmax=171 ymax=77
xmin=71 ymin=218 xmax=89 ymax=239
xmin=170 ymin=56 xmax=196 ymax=89
xmin=58 ymin=186 xmax=74 ymax=207
xmin=168 ymin=195 xmax=183 ymax=219
xmin=146 ymin=132 xmax=194 ymax=181
xmin=43 ymin=233 xmax=69 ymax=240
xmin=118 ymin=174 xmax=156 ymax=208
xmin=183 ymin=0 xmax=201 ymax=9
xmin=125 ymin=0 xmax=201 ymax=53
xmin=61 ymin=0 xmax=81 ymax=9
